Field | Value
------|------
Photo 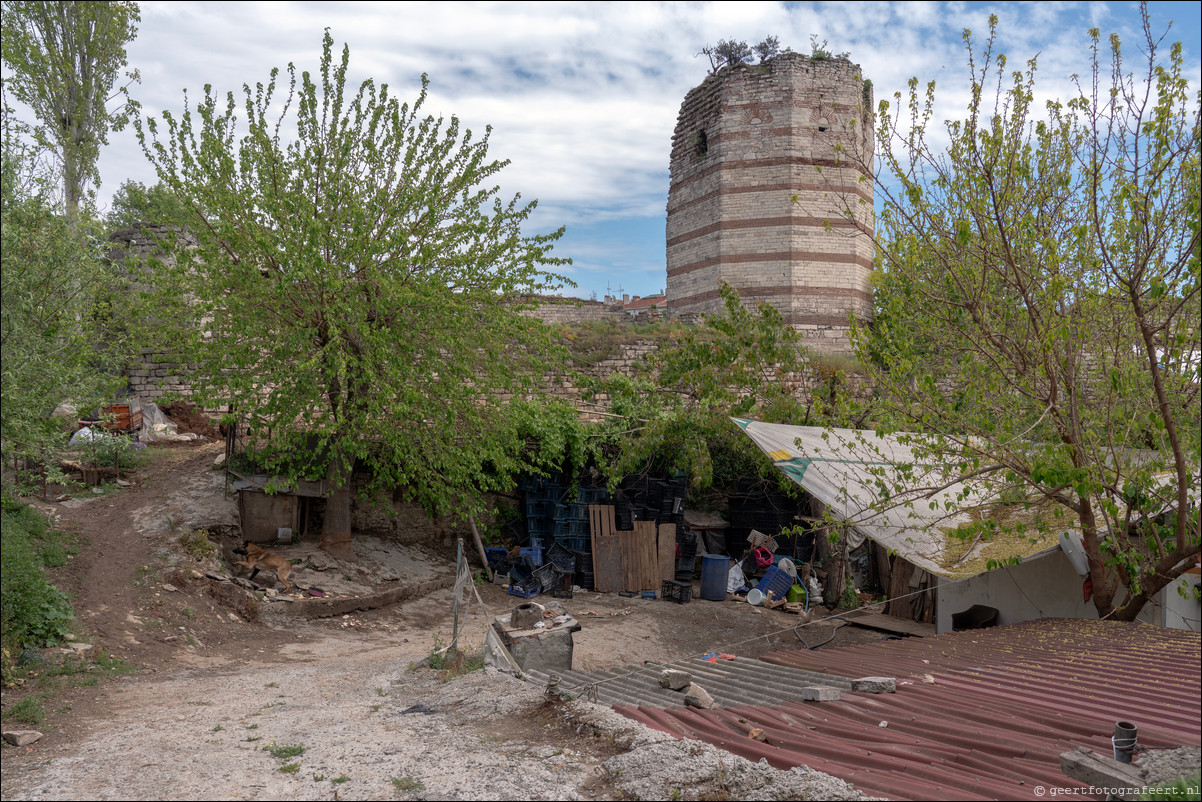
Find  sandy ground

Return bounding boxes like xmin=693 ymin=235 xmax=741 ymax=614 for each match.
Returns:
xmin=1 ymin=442 xmax=878 ymax=801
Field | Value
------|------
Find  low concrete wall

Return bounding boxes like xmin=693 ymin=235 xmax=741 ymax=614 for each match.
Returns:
xmin=935 ymin=549 xmax=1163 ymax=633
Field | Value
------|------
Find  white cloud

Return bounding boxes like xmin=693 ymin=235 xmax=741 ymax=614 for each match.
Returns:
xmin=4 ymin=1 xmax=1196 ymax=299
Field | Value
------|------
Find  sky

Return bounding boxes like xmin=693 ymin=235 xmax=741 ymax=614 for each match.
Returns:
xmin=8 ymin=1 xmax=1201 ymax=300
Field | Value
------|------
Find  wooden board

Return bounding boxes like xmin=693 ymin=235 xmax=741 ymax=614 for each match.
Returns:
xmin=620 ymin=521 xmax=659 ymax=592
xmin=842 ymin=609 xmax=936 ymax=638
xmin=589 ymin=505 xmax=621 ymax=593
xmin=658 ymin=523 xmax=676 ymax=582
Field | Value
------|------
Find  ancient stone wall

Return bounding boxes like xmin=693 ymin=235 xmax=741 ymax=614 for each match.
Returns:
xmin=109 ymin=224 xmax=201 ymax=402
xmin=519 ymin=297 xmax=624 ymax=325
xmin=666 ymin=53 xmax=875 ymax=347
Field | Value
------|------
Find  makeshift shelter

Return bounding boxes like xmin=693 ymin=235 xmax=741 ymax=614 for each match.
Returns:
xmin=733 ymin=419 xmax=1198 ymax=633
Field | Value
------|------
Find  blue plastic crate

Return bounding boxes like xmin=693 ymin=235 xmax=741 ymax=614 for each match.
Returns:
xmin=520 ymin=546 xmax=543 ymax=567
xmin=507 ymin=580 xmax=539 ymax=599
xmin=564 ymin=536 xmax=589 ymax=553
xmin=484 ymin=547 xmax=508 ymax=569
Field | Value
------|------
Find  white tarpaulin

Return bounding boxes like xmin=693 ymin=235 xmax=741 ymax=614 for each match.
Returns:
xmin=732 ymin=418 xmax=1062 ymax=578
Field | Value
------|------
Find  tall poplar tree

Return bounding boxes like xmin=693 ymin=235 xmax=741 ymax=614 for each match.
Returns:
xmin=1 ymin=0 xmax=139 ymax=214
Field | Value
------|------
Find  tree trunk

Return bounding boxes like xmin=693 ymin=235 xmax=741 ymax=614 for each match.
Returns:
xmin=320 ymin=455 xmax=357 ymax=560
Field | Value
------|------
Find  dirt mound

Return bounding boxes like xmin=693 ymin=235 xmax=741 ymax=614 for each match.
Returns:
xmin=160 ymin=402 xmax=222 ymax=438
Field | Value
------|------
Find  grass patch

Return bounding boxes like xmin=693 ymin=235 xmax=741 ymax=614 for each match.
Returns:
xmin=1 ymin=500 xmax=75 ymax=661
xmin=331 ymin=775 xmax=350 ymax=784
xmin=1141 ymin=772 xmax=1202 ymax=800
xmin=422 ymin=635 xmax=486 ymax=680
xmin=177 ymin=529 xmax=216 ymax=560
xmin=279 ymin=763 xmax=301 ymax=774
xmin=392 ymin=777 xmax=423 ymax=792
xmin=2 ymin=695 xmax=46 ymax=725
xmin=264 ymin=742 xmax=306 ymax=760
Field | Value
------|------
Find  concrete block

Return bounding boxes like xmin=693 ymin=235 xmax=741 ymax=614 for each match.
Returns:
xmin=801 ymin=685 xmax=842 ymax=702
xmin=852 ymin=677 xmax=896 ymax=694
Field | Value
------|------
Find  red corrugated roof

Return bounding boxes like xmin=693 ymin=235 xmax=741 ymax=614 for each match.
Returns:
xmin=615 ymin=619 xmax=1200 ymax=801
xmin=623 ymin=294 xmax=666 ymax=310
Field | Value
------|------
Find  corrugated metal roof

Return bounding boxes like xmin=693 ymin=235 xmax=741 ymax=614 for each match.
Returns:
xmin=524 ymin=655 xmax=852 ymax=709
xmin=614 ymin=619 xmax=1201 ymax=801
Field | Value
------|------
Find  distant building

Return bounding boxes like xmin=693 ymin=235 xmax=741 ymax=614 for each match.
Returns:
xmin=666 ymin=52 xmax=874 ymax=351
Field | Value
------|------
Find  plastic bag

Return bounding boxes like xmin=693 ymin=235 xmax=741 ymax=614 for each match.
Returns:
xmin=726 ymin=561 xmax=746 ymax=593
xmin=752 ymin=547 xmax=773 ymax=568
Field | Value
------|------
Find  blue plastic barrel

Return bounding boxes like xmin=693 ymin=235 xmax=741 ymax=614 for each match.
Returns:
xmin=700 ymin=554 xmax=728 ymax=601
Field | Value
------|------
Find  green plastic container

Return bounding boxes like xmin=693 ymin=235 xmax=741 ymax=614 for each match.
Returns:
xmin=786 ymin=583 xmax=805 ymax=604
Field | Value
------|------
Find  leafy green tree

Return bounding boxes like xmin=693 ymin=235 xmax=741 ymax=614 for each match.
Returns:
xmin=105 ymin=179 xmax=191 ymax=229
xmin=136 ymin=32 xmax=573 ymax=557
xmin=0 ymin=0 xmax=140 ymax=215
xmin=1 ymin=106 xmax=129 ymax=465
xmin=838 ymin=11 xmax=1199 ymax=621
xmin=587 ymin=284 xmax=862 ymax=495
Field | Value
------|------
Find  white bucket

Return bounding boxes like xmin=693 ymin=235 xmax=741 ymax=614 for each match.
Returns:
xmin=778 ymin=558 xmax=798 ymax=579
xmin=276 ymin=527 xmax=293 ymax=545
xmin=747 ymin=588 xmax=765 ymax=606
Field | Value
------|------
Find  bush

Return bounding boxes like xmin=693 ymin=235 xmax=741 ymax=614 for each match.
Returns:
xmin=1 ymin=502 xmax=75 ymax=651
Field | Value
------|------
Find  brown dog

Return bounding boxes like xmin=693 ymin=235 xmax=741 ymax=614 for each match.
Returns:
xmin=232 ymin=541 xmax=293 ymax=591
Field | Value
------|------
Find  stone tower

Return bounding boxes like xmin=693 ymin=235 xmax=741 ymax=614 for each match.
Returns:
xmin=666 ymin=53 xmax=874 ymax=350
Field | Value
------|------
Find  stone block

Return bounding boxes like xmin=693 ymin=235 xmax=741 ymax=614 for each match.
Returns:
xmin=683 ymin=683 xmax=714 ymax=709
xmin=801 ymin=685 xmax=842 ymax=702
xmin=2 ymin=729 xmax=43 ymax=746
xmin=852 ymin=677 xmax=896 ymax=694
xmin=658 ymin=669 xmax=692 ymax=691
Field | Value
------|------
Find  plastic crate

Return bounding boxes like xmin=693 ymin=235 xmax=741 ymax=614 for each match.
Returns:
xmin=532 ymin=562 xmax=561 ymax=592
xmin=641 ymin=590 xmax=657 ymax=600
xmin=546 ymin=542 xmax=577 ymax=573
xmin=661 ymin=579 xmax=692 ymax=604
xmin=520 ymin=547 xmax=543 ymax=567
xmin=507 ymin=577 xmax=540 ymax=598
xmin=564 ymin=536 xmax=589 ymax=553
xmin=484 ymin=547 xmax=508 ymax=570
xmin=551 ymin=573 xmax=574 ymax=599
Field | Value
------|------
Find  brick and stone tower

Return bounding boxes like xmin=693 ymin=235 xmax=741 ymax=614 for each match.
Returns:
xmin=666 ymin=53 xmax=874 ymax=350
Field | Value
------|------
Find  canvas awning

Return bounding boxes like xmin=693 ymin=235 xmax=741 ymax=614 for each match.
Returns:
xmin=732 ymin=418 xmax=1063 ymax=578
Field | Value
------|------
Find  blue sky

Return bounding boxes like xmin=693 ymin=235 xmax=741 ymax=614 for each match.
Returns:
xmin=8 ymin=1 xmax=1200 ymax=300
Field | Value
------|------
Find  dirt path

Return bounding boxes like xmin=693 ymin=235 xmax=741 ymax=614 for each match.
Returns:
xmin=1 ymin=443 xmax=874 ymax=800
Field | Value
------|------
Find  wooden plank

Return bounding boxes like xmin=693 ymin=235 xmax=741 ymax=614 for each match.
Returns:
xmin=590 ymin=505 xmax=621 ymax=593
xmin=1059 ymin=747 xmax=1144 ymax=791
xmin=658 ymin=524 xmax=676 ymax=582
xmin=619 ymin=529 xmax=640 ymax=592
xmin=634 ymin=521 xmax=659 ymax=591
xmin=842 ymin=609 xmax=936 ymax=638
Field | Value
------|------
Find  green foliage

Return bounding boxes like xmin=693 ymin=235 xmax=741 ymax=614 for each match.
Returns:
xmin=1 ymin=501 xmax=74 ymax=650
xmin=1140 ymin=772 xmax=1201 ymax=800
xmin=70 ymin=430 xmax=148 ymax=471
xmin=264 ymin=742 xmax=306 ymax=760
xmin=3 ymin=694 xmax=45 ymax=724
xmin=586 ymin=283 xmax=864 ymax=498
xmin=105 ymin=179 xmax=192 ymax=229
xmin=392 ymin=777 xmax=424 ymax=792
xmin=177 ymin=529 xmax=216 ymax=560
xmin=135 ymin=32 xmax=573 ymax=545
xmin=0 ymin=0 xmax=140 ymax=213
xmin=856 ymin=11 xmax=1200 ymax=620
xmin=1 ymin=123 xmax=134 ymax=466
